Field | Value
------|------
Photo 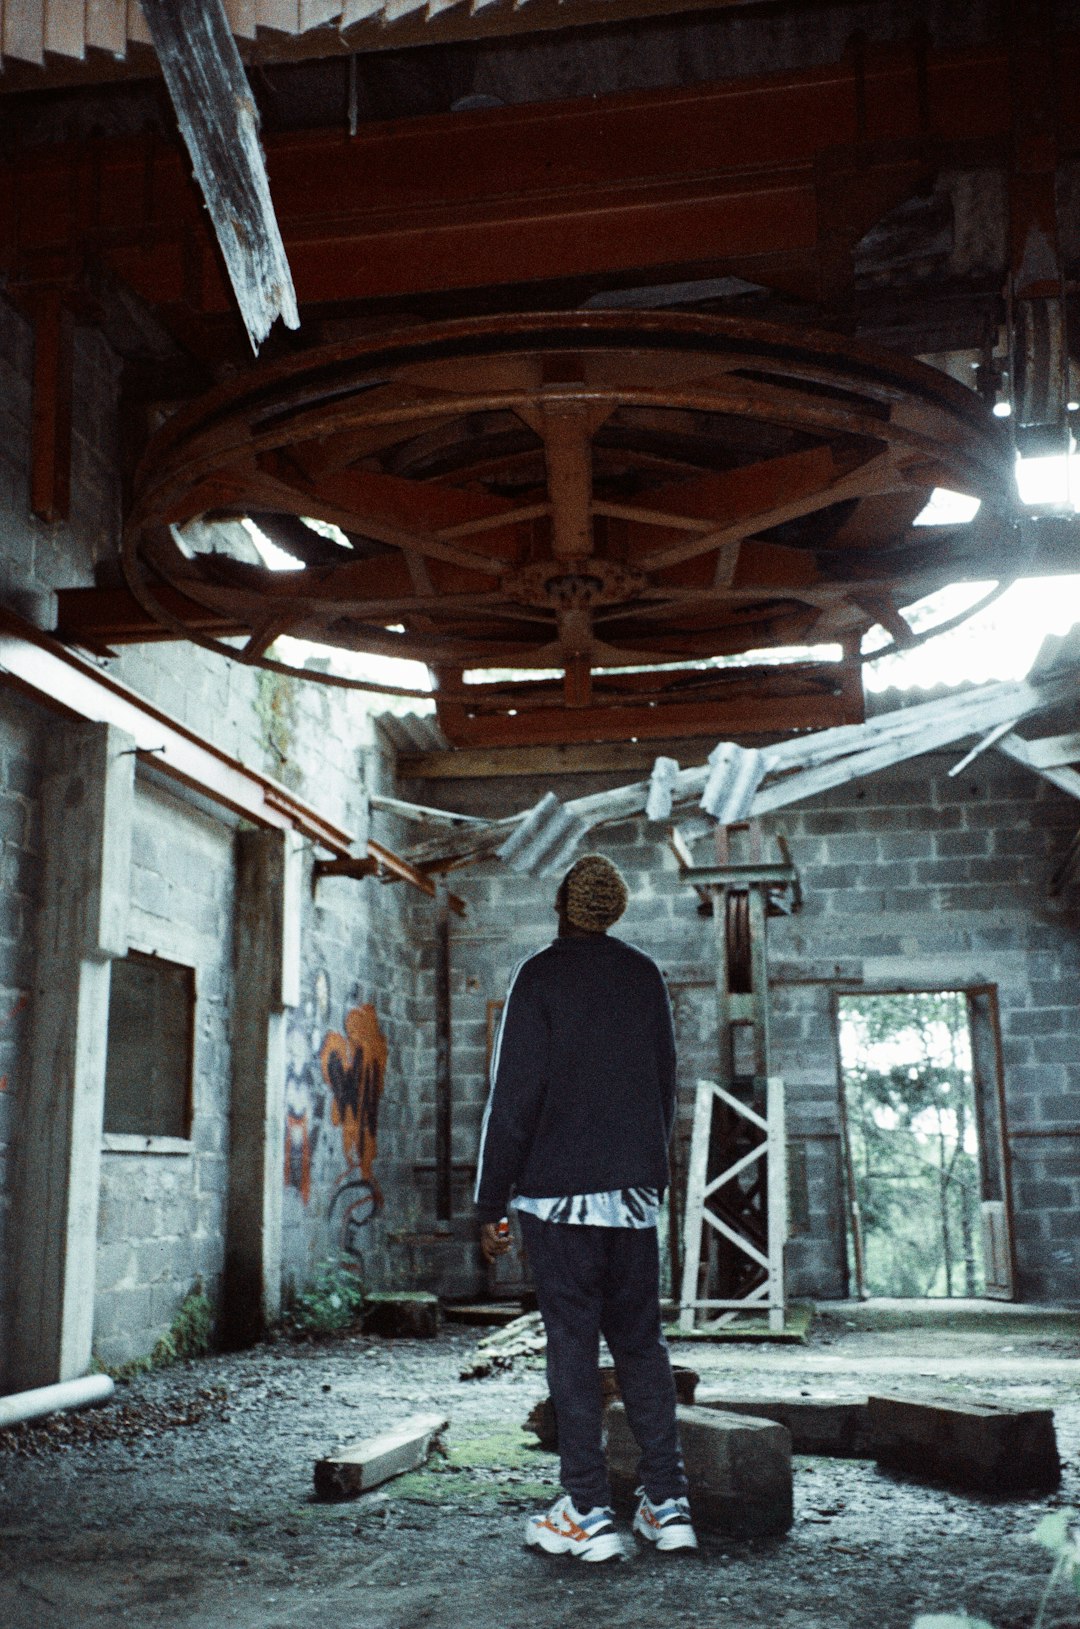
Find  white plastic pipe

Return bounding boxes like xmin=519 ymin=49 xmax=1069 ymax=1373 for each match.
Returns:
xmin=0 ymin=1373 xmax=115 ymax=1429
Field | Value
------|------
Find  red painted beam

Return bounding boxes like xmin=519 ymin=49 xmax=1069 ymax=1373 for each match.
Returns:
xmin=0 ymin=605 xmax=355 ymax=855
xmin=3 ymin=39 xmax=1076 ymax=313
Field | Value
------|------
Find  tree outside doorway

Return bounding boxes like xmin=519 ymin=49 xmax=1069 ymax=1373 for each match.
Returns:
xmin=837 ymin=991 xmax=985 ymax=1299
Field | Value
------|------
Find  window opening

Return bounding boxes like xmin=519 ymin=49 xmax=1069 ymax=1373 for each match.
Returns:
xmin=837 ymin=992 xmax=984 ymax=1299
xmin=104 ymin=951 xmax=195 ymax=1140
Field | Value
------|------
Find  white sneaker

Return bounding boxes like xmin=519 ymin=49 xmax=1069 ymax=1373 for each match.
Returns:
xmin=632 ymin=1489 xmax=699 ymax=1552
xmin=525 ymin=1494 xmax=625 ymax=1562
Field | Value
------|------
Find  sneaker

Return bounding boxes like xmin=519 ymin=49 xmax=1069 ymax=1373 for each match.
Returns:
xmin=632 ymin=1489 xmax=699 ymax=1552
xmin=525 ymin=1494 xmax=625 ymax=1562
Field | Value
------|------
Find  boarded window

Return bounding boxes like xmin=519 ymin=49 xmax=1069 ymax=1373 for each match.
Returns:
xmin=104 ymin=952 xmax=195 ymax=1139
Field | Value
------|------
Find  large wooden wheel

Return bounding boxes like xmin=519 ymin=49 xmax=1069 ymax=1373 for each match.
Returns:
xmin=121 ymin=312 xmax=1016 ymax=744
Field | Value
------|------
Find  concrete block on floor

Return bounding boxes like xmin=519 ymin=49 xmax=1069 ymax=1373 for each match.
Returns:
xmin=525 ymin=1365 xmax=699 ymax=1450
xmin=868 ymin=1393 xmax=1061 ymax=1494
xmin=363 ymin=1291 xmax=440 ymax=1339
xmin=695 ymin=1393 xmax=873 ymax=1457
xmin=607 ymin=1401 xmax=793 ymax=1538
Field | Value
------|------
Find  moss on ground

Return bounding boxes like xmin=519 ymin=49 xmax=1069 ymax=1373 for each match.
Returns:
xmin=389 ymin=1426 xmax=558 ymax=1509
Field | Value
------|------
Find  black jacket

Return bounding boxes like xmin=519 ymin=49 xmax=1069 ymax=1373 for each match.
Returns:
xmin=474 ymin=934 xmax=677 ymax=1224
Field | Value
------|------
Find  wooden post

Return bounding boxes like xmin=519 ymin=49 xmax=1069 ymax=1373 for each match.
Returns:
xmin=678 ymin=1079 xmax=713 ymax=1331
xmin=30 ymin=287 xmax=75 ymax=524
xmin=10 ymin=721 xmax=134 ymax=1389
xmin=766 ymin=1075 xmax=787 ymax=1333
xmin=223 ymin=828 xmax=301 ymax=1346
xmin=434 ymin=875 xmax=453 ymax=1223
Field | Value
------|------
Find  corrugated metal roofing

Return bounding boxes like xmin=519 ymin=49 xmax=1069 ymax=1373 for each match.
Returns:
xmin=374 ymin=712 xmax=449 ymax=754
xmin=0 ymin=0 xmax=720 ymax=71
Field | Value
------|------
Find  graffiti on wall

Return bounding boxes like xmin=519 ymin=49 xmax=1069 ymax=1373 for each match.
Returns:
xmin=284 ymin=969 xmax=331 ymax=1206
xmin=283 ymin=971 xmax=389 ymax=1255
xmin=323 ymin=1004 xmax=389 ymax=1255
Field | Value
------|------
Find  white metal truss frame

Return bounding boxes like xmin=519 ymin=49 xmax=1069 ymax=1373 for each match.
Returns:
xmin=678 ymin=1074 xmax=787 ymax=1333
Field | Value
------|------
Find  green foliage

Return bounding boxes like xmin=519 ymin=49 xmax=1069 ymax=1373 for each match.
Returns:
xmin=912 ymin=1510 xmax=1079 ymax=1629
xmin=288 ymin=1258 xmax=365 ymax=1337
xmin=99 ymin=1287 xmax=213 ymax=1381
xmin=840 ymin=992 xmax=983 ymax=1298
xmin=151 ymin=1288 xmax=213 ymax=1367
xmin=1032 ymin=1508 xmax=1080 ymax=1629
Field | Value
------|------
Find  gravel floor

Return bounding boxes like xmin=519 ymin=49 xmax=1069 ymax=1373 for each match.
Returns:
xmin=1 ymin=1315 xmax=1078 ymax=1629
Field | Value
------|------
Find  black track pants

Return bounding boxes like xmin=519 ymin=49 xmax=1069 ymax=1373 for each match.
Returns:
xmin=518 ymin=1210 xmax=688 ymax=1512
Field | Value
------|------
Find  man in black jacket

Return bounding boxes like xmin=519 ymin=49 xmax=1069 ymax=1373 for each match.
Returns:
xmin=476 ymin=854 xmax=695 ymax=1562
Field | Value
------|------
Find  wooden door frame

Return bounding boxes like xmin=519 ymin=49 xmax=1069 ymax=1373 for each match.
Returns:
xmin=830 ymin=982 xmax=1017 ymax=1303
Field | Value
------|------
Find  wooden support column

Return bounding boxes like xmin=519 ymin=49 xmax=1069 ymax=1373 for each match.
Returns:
xmin=30 ymin=288 xmax=75 ymax=524
xmin=434 ymin=875 xmax=453 ymax=1223
xmin=223 ymin=827 xmax=301 ymax=1346
xmin=10 ymin=721 xmax=134 ymax=1389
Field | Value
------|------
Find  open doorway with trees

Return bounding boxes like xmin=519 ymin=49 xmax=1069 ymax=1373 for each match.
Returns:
xmin=836 ymin=989 xmax=1015 ymax=1300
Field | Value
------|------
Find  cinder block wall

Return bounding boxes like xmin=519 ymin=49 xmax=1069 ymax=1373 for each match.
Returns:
xmin=93 ymin=781 xmax=236 ymax=1369
xmin=0 ymin=291 xmax=434 ymax=1379
xmin=398 ymin=746 xmax=1080 ymax=1308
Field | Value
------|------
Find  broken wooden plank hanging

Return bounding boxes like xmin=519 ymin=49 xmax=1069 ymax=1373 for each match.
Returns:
xmin=140 ymin=0 xmax=299 ymax=353
xmin=399 ymin=632 xmax=1080 ymax=875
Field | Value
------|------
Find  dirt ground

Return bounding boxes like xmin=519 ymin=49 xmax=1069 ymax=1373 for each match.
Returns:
xmin=1 ymin=1312 xmax=1078 ymax=1629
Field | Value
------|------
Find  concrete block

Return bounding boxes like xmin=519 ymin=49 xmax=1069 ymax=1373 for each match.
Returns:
xmin=868 ymin=1393 xmax=1060 ymax=1494
xmin=363 ymin=1291 xmax=440 ymax=1339
xmin=695 ymin=1393 xmax=873 ymax=1457
xmin=525 ymin=1365 xmax=700 ymax=1450
xmin=607 ymin=1401 xmax=793 ymax=1538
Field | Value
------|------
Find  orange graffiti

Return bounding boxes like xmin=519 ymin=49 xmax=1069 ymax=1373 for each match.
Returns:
xmin=320 ymin=1005 xmax=388 ymax=1194
xmin=285 ymin=1111 xmax=312 ymax=1205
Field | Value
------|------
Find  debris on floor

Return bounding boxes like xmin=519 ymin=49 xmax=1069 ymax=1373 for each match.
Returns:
xmin=0 ymin=1384 xmax=229 ymax=1458
xmin=460 ymin=1311 xmax=546 ymax=1379
xmin=314 ymin=1410 xmax=449 ymax=1499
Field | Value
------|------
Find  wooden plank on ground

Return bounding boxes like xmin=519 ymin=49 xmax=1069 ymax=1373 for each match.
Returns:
xmin=139 ymin=0 xmax=299 ymax=352
xmin=314 ymin=1411 xmax=448 ymax=1499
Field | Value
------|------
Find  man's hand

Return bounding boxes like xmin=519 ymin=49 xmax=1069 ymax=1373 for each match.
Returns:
xmin=480 ymin=1220 xmax=513 ymax=1264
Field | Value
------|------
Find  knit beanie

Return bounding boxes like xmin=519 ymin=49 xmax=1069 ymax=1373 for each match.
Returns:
xmin=561 ymin=854 xmax=629 ymax=933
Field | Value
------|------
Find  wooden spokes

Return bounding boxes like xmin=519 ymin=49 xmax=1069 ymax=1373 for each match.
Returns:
xmin=121 ymin=311 xmax=1016 ymax=743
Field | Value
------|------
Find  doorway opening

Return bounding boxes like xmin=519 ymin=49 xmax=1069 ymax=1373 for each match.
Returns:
xmin=837 ymin=989 xmax=1013 ymax=1300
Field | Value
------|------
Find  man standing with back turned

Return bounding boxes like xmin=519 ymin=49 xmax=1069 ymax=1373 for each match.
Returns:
xmin=475 ymin=853 xmax=696 ymax=1562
